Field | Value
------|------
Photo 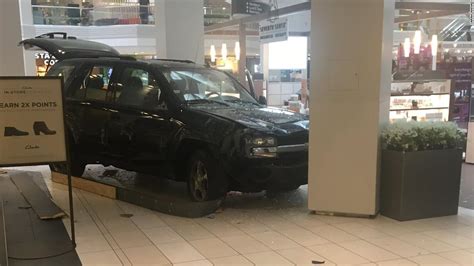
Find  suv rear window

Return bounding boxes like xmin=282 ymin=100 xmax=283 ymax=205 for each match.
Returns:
xmin=47 ymin=62 xmax=76 ymax=85
xmin=74 ymin=65 xmax=114 ymax=102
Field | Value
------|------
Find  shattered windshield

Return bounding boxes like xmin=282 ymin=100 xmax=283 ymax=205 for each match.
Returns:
xmin=162 ymin=68 xmax=258 ymax=105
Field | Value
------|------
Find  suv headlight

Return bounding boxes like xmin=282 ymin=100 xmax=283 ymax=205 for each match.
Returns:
xmin=251 ymin=137 xmax=276 ymax=146
xmin=247 ymin=136 xmax=277 ymax=158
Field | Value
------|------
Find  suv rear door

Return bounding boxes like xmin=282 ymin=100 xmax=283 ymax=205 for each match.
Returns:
xmin=65 ymin=61 xmax=119 ymax=157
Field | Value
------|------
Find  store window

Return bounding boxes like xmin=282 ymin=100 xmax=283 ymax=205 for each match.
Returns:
xmin=74 ymin=65 xmax=114 ymax=101
xmin=116 ymin=67 xmax=165 ymax=110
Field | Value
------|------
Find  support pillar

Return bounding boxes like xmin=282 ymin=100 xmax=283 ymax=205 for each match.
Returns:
xmin=237 ymin=22 xmax=247 ymax=86
xmin=0 ymin=0 xmax=28 ymax=75
xmin=308 ymin=0 xmax=395 ymax=216
xmin=154 ymin=0 xmax=204 ymax=64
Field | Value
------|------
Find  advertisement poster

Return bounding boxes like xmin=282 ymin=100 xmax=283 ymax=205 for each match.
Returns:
xmin=0 ymin=77 xmax=66 ymax=165
xmin=441 ymin=62 xmax=472 ymax=130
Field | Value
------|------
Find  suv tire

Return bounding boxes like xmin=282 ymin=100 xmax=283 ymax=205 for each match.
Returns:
xmin=187 ymin=150 xmax=228 ymax=202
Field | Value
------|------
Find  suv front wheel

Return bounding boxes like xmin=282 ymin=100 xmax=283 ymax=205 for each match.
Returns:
xmin=187 ymin=150 xmax=228 ymax=202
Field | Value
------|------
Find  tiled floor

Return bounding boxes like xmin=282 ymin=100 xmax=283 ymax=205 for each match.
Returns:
xmin=11 ymin=166 xmax=474 ymax=265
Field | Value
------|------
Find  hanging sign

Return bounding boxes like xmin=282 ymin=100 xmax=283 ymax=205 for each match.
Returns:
xmin=259 ymin=18 xmax=288 ymax=44
xmin=0 ymin=77 xmax=66 ymax=166
xmin=232 ymin=0 xmax=269 ymax=15
xmin=470 ymin=0 xmax=473 ymax=24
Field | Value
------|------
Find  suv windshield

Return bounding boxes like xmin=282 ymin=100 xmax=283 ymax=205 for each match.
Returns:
xmin=162 ymin=68 xmax=258 ymax=105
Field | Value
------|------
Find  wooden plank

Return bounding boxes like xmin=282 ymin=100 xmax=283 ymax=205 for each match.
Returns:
xmin=51 ymin=171 xmax=116 ymax=199
xmin=11 ymin=174 xmax=66 ymax=220
xmin=0 ymin=201 xmax=8 ymax=266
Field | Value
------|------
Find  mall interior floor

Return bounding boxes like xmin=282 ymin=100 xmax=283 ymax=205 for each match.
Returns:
xmin=5 ymin=166 xmax=474 ymax=265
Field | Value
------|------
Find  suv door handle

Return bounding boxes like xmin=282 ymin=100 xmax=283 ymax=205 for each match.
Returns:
xmin=79 ymin=102 xmax=91 ymax=106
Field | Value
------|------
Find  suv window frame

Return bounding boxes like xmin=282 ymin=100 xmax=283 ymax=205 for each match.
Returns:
xmin=113 ymin=63 xmax=171 ymax=112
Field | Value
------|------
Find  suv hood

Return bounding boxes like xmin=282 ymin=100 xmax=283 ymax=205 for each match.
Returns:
xmin=191 ymin=106 xmax=309 ymax=134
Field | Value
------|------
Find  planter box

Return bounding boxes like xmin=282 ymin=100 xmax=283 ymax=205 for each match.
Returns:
xmin=381 ymin=149 xmax=463 ymax=221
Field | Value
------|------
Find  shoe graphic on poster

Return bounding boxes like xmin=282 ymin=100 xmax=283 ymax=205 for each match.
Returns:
xmin=4 ymin=127 xmax=29 ymax=137
xmin=33 ymin=121 xmax=56 ymax=135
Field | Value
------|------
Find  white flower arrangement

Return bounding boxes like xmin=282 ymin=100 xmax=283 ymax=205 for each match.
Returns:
xmin=381 ymin=121 xmax=466 ymax=152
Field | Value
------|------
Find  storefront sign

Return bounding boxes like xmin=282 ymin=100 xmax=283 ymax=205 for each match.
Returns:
xmin=232 ymin=0 xmax=269 ymax=15
xmin=0 ymin=77 xmax=66 ymax=166
xmin=35 ymin=52 xmax=58 ymax=66
xmin=259 ymin=18 xmax=288 ymax=44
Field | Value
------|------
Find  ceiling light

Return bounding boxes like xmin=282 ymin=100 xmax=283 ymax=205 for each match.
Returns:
xmin=234 ymin=41 xmax=240 ymax=61
xmin=453 ymin=43 xmax=458 ymax=48
xmin=414 ymin=30 xmax=422 ymax=54
xmin=431 ymin=35 xmax=438 ymax=71
xmin=221 ymin=43 xmax=227 ymax=61
xmin=210 ymin=45 xmax=216 ymax=63
xmin=403 ymin=38 xmax=411 ymax=57
xmin=431 ymin=35 xmax=438 ymax=55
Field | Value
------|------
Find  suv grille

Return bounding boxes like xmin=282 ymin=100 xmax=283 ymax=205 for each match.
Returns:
xmin=277 ymin=131 xmax=309 ymax=146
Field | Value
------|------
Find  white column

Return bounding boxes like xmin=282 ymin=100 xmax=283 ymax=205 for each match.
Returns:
xmin=237 ymin=22 xmax=247 ymax=86
xmin=154 ymin=0 xmax=204 ymax=64
xmin=0 ymin=0 xmax=27 ymax=75
xmin=308 ymin=0 xmax=395 ymax=216
xmin=467 ymin=122 xmax=474 ymax=164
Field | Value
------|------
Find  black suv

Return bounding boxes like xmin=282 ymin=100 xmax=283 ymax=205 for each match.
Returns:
xmin=21 ymin=33 xmax=309 ymax=201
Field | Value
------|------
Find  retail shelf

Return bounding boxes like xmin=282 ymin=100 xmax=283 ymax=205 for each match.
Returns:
xmin=390 ymin=107 xmax=449 ymax=112
xmin=391 ymin=93 xmax=450 ymax=97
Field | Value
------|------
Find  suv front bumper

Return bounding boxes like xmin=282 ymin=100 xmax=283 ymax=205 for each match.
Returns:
xmin=229 ymin=150 xmax=308 ymax=192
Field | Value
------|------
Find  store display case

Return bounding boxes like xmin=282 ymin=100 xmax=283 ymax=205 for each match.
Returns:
xmin=390 ymin=79 xmax=451 ymax=122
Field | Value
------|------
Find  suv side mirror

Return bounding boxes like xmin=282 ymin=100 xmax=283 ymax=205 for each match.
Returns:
xmin=258 ymin=96 xmax=267 ymax=105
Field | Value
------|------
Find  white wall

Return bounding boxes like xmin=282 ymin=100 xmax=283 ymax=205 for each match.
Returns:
xmin=33 ymin=24 xmax=157 ymax=55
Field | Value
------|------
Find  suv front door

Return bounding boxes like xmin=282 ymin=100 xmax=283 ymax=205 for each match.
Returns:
xmin=106 ymin=64 xmax=178 ymax=169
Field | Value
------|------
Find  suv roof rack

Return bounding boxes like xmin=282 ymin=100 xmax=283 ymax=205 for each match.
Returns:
xmin=154 ymin=59 xmax=195 ymax=64
xmin=36 ymin=32 xmax=77 ymax=40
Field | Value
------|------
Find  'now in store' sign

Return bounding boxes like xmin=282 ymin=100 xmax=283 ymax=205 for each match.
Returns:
xmin=259 ymin=18 xmax=288 ymax=44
